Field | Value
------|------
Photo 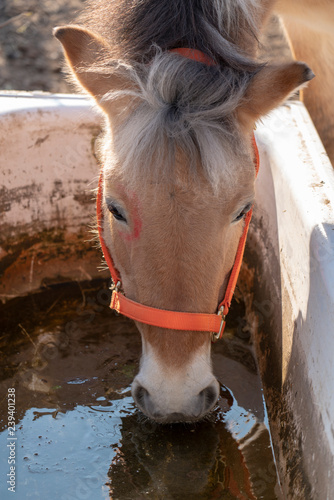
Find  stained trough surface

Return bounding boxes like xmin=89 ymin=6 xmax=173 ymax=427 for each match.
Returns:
xmin=0 ymin=281 xmax=281 ymax=499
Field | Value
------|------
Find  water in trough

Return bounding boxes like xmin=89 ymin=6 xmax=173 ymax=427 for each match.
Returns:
xmin=0 ymin=280 xmax=282 ymax=499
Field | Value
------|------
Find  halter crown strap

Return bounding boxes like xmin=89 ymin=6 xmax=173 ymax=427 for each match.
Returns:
xmin=170 ymin=48 xmax=216 ymax=66
xmin=96 ymin=49 xmax=260 ymax=341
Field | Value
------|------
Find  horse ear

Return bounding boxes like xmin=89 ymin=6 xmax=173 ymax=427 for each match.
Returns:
xmin=54 ymin=25 xmax=132 ymax=111
xmin=237 ymin=62 xmax=315 ymax=130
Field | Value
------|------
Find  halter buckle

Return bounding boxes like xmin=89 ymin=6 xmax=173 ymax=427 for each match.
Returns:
xmin=211 ymin=308 xmax=226 ymax=343
xmin=110 ymin=280 xmax=122 ymax=294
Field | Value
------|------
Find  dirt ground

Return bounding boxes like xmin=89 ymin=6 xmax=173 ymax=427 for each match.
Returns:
xmin=0 ymin=0 xmax=84 ymax=93
xmin=0 ymin=0 xmax=291 ymax=94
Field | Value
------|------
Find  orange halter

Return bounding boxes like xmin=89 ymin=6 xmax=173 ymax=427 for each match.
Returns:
xmin=96 ymin=49 xmax=260 ymax=341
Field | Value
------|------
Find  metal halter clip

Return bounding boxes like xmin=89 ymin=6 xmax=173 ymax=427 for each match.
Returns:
xmin=110 ymin=280 xmax=122 ymax=293
xmin=110 ymin=281 xmax=122 ymax=316
xmin=211 ymin=308 xmax=226 ymax=343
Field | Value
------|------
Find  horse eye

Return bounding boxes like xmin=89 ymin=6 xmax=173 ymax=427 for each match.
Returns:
xmin=233 ymin=204 xmax=252 ymax=222
xmin=107 ymin=202 xmax=127 ymax=223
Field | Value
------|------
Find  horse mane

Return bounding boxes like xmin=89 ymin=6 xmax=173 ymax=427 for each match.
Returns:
xmin=79 ymin=0 xmax=261 ymax=69
xmin=99 ymin=52 xmax=254 ymax=191
xmin=76 ymin=0 xmax=263 ymax=189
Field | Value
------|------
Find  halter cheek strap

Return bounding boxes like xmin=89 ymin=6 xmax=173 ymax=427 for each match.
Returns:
xmin=96 ymin=135 xmax=259 ymax=341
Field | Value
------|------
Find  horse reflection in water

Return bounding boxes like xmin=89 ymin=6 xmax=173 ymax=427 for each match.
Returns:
xmin=108 ymin=387 xmax=278 ymax=499
xmin=55 ymin=0 xmax=313 ymax=423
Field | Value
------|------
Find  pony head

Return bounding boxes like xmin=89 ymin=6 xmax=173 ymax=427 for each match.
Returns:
xmin=54 ymin=23 xmax=313 ymax=422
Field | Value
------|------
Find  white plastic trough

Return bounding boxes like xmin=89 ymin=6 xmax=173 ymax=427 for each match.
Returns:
xmin=0 ymin=92 xmax=108 ymax=299
xmin=0 ymin=92 xmax=333 ymax=499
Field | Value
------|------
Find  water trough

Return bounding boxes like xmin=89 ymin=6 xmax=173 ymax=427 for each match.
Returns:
xmin=0 ymin=92 xmax=333 ymax=499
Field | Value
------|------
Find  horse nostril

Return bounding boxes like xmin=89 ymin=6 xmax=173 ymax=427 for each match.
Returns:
xmin=133 ymin=384 xmax=150 ymax=407
xmin=199 ymin=382 xmax=219 ymax=412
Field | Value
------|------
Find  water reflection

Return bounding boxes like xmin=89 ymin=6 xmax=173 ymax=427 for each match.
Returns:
xmin=107 ymin=386 xmax=278 ymax=500
xmin=0 ymin=282 xmax=280 ymax=500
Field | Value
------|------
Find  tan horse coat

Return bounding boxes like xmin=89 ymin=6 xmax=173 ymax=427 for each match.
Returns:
xmin=55 ymin=0 xmax=314 ymax=422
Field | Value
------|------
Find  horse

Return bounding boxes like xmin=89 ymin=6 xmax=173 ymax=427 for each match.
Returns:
xmin=274 ymin=0 xmax=334 ymax=164
xmin=54 ymin=0 xmax=313 ymax=423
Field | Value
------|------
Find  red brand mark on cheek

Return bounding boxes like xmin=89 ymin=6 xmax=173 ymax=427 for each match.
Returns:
xmin=123 ymin=204 xmax=142 ymax=241
xmin=116 ymin=185 xmax=142 ymax=242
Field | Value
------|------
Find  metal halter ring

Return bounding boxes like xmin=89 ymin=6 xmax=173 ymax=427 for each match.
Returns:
xmin=211 ymin=309 xmax=226 ymax=343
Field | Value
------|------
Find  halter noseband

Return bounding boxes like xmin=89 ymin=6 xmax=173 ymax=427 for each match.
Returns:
xmin=96 ymin=49 xmax=260 ymax=341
